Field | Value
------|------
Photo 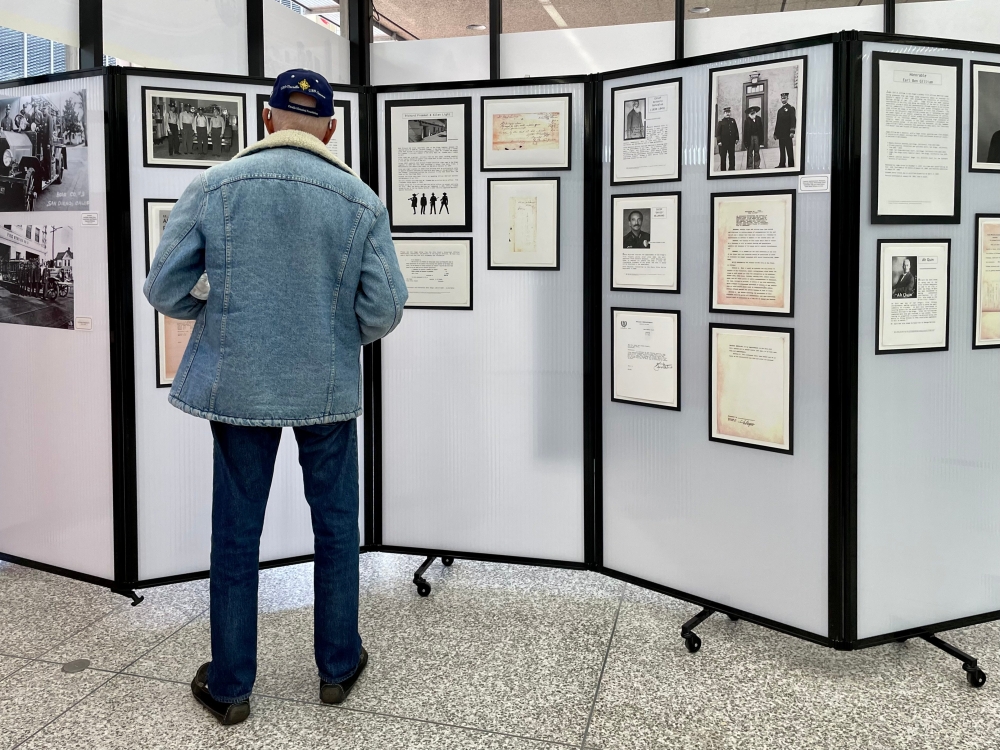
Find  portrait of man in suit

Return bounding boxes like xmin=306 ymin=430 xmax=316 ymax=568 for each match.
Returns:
xmin=625 ymin=99 xmax=645 ymax=141
xmin=892 ymin=256 xmax=918 ymax=299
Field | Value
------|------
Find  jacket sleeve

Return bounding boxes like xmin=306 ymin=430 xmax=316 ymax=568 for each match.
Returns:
xmin=355 ymin=205 xmax=407 ymax=345
xmin=143 ymin=174 xmax=209 ymax=320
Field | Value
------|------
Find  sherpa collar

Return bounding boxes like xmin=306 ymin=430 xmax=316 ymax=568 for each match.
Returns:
xmin=235 ymin=129 xmax=357 ymax=178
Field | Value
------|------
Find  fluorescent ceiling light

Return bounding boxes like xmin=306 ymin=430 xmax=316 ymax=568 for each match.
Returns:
xmin=538 ymin=0 xmax=569 ymax=28
xmin=690 ymin=6 xmax=710 ymax=13
xmin=467 ymin=23 xmax=487 ymax=30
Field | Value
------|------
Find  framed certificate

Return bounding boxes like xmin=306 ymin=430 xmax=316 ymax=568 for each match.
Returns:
xmin=144 ymin=199 xmax=193 ymax=388
xmin=487 ymin=178 xmax=560 ymax=270
xmin=710 ymin=323 xmax=793 ymax=454
xmin=710 ymin=190 xmax=795 ymax=316
xmin=974 ymin=215 xmax=1000 ymax=349
xmin=876 ymin=240 xmax=951 ymax=354
xmin=385 ymin=97 xmax=472 ymax=233
xmin=611 ymin=192 xmax=680 ymax=293
xmin=970 ymin=62 xmax=1000 ymax=173
xmin=871 ymin=52 xmax=962 ymax=223
xmin=394 ymin=237 xmax=473 ymax=310
xmin=612 ymin=308 xmax=680 ymax=410
xmin=481 ymin=94 xmax=572 ymax=171
xmin=610 ymin=78 xmax=681 ymax=184
xmin=142 ymin=86 xmax=246 ymax=169
xmin=256 ymin=93 xmax=353 ymax=167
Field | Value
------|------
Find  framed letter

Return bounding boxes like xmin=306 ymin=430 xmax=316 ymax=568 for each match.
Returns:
xmin=481 ymin=94 xmax=571 ymax=171
xmin=710 ymin=323 xmax=793 ymax=454
xmin=707 ymin=57 xmax=807 ymax=180
xmin=256 ymin=94 xmax=353 ymax=167
xmin=394 ymin=238 xmax=473 ymax=310
xmin=970 ymin=62 xmax=1000 ymax=173
xmin=611 ymin=78 xmax=681 ymax=184
xmin=611 ymin=192 xmax=680 ymax=293
xmin=975 ymin=215 xmax=1000 ymax=349
xmin=872 ymin=53 xmax=962 ymax=223
xmin=142 ymin=87 xmax=246 ymax=169
xmin=385 ymin=97 xmax=472 ymax=233
xmin=876 ymin=239 xmax=950 ymax=354
xmin=487 ymin=178 xmax=560 ymax=270
xmin=144 ymin=199 xmax=192 ymax=388
xmin=612 ymin=308 xmax=680 ymax=410
xmin=711 ymin=190 xmax=795 ymax=316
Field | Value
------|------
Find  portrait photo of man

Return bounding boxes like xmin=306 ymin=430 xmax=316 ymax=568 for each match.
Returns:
xmin=625 ymin=99 xmax=646 ymax=141
xmin=892 ymin=256 xmax=918 ymax=299
xmin=622 ymin=209 xmax=651 ymax=249
xmin=774 ymin=92 xmax=796 ymax=168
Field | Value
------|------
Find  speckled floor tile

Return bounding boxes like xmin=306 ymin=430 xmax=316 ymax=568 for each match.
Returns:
xmin=0 ymin=654 xmax=30 ymax=681
xmin=0 ymin=660 xmax=112 ymax=750
xmin=135 ymin=577 xmax=211 ymax=617
xmin=125 ymin=612 xmax=210 ymax=683
xmin=19 ymin=673 xmax=574 ymax=750
xmin=584 ymin=584 xmax=1000 ymax=750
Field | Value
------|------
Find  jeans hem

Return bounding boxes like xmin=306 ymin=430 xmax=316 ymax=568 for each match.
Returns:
xmin=209 ymin=689 xmax=253 ymax=704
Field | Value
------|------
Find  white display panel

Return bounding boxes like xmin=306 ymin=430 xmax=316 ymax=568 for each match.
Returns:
xmin=0 ymin=0 xmax=79 ymax=47
xmin=0 ymin=75 xmax=115 ymax=579
xmin=371 ymin=36 xmax=490 ymax=87
xmin=378 ymin=83 xmax=586 ymax=562
xmin=127 ymin=75 xmax=365 ymax=581
xmin=602 ymin=45 xmax=834 ymax=637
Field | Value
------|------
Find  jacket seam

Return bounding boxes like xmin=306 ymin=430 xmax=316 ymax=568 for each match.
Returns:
xmin=174 ymin=312 xmax=208 ymax=392
xmin=366 ymin=234 xmax=404 ymax=334
xmin=325 ymin=208 xmax=366 ymax=415
xmin=207 ymin=173 xmax=380 ymax=213
xmin=168 ymin=394 xmax=362 ymax=426
xmin=209 ymin=186 xmax=233 ymax=412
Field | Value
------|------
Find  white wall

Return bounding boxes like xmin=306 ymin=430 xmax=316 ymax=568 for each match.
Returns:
xmin=0 ymin=0 xmax=78 ymax=46
xmin=897 ymin=0 xmax=1000 ymax=46
xmin=371 ymin=35 xmax=489 ymax=86
xmin=264 ymin=0 xmax=350 ymax=84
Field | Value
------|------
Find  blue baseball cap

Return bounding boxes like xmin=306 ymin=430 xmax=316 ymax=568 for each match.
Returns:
xmin=269 ymin=69 xmax=334 ymax=118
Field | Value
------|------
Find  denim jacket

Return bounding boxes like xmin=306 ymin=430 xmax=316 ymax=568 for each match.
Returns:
xmin=143 ymin=129 xmax=407 ymax=427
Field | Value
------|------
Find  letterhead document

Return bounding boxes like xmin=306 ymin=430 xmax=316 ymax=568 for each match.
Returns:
xmin=488 ymin=179 xmax=559 ymax=269
xmin=395 ymin=238 xmax=472 ymax=309
xmin=611 ymin=193 xmax=679 ymax=292
xmin=877 ymin=240 xmax=950 ymax=353
xmin=482 ymin=95 xmax=571 ymax=170
xmin=612 ymin=79 xmax=681 ymax=183
xmin=711 ymin=325 xmax=792 ymax=453
xmin=976 ymin=216 xmax=1000 ymax=347
xmin=612 ymin=309 xmax=680 ymax=410
xmin=146 ymin=200 xmax=192 ymax=387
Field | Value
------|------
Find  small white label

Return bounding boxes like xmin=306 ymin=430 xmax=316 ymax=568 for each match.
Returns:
xmin=75 ymin=317 xmax=93 ymax=331
xmin=798 ymin=174 xmax=830 ymax=193
xmin=81 ymin=212 xmax=99 ymax=226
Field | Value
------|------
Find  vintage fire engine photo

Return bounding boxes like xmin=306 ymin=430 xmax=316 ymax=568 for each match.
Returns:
xmin=0 ymin=222 xmax=74 ymax=329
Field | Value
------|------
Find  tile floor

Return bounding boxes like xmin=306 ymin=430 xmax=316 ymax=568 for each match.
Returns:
xmin=1 ymin=553 xmax=998 ymax=749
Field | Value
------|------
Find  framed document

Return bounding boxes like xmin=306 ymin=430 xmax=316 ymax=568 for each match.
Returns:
xmin=481 ymin=94 xmax=571 ymax=171
xmin=144 ymin=199 xmax=193 ymax=388
xmin=710 ymin=190 xmax=795 ymax=316
xmin=970 ymin=62 xmax=1000 ymax=173
xmin=256 ymin=93 xmax=353 ymax=167
xmin=610 ymin=78 xmax=681 ymax=184
xmin=871 ymin=53 xmax=962 ymax=223
xmin=487 ymin=178 xmax=560 ymax=270
xmin=876 ymin=240 xmax=950 ymax=354
xmin=385 ymin=97 xmax=472 ymax=233
xmin=394 ymin=238 xmax=472 ymax=310
xmin=707 ymin=57 xmax=807 ymax=179
xmin=142 ymin=86 xmax=246 ymax=169
xmin=611 ymin=192 xmax=680 ymax=293
xmin=612 ymin=308 xmax=680 ymax=410
xmin=975 ymin=215 xmax=1000 ymax=349
xmin=710 ymin=323 xmax=793 ymax=454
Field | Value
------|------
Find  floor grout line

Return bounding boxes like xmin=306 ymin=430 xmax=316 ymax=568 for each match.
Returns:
xmin=9 ymin=669 xmax=119 ymax=750
xmin=579 ymin=581 xmax=626 ymax=750
xmin=117 ymin=604 xmax=211 ymax=676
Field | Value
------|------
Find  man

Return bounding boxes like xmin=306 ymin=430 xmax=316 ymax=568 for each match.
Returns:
xmin=14 ymin=104 xmax=30 ymax=132
xmin=743 ymin=105 xmax=764 ymax=170
xmin=195 ymin=108 xmax=210 ymax=156
xmin=774 ymin=92 xmax=796 ymax=169
xmin=222 ymin=109 xmax=233 ymax=153
xmin=410 ymin=193 xmax=418 ymax=214
xmin=419 ymin=192 xmax=427 ymax=215
xmin=0 ymin=105 xmax=13 ymax=132
xmin=179 ymin=105 xmax=195 ymax=154
xmin=167 ymin=105 xmax=180 ymax=156
xmin=987 ymin=128 xmax=1000 ymax=163
xmin=439 ymin=192 xmax=449 ymax=214
xmin=893 ymin=257 xmax=916 ymax=298
xmin=626 ymin=100 xmax=644 ymax=140
xmin=144 ymin=68 xmax=406 ymax=727
xmin=623 ymin=210 xmax=651 ymax=249
xmin=429 ymin=192 xmax=437 ymax=215
xmin=715 ymin=106 xmax=739 ymax=172
xmin=210 ymin=107 xmax=225 ymax=157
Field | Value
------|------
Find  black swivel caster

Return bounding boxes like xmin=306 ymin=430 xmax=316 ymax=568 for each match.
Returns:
xmin=416 ymin=580 xmax=431 ymax=597
xmin=966 ymin=667 xmax=987 ymax=688
xmin=442 ymin=556 xmax=454 ymax=567
xmin=727 ymin=614 xmax=739 ymax=622
xmin=683 ymin=632 xmax=702 ymax=653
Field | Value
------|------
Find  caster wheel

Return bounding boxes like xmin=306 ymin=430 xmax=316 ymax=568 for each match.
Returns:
xmin=967 ymin=668 xmax=987 ymax=688
xmin=727 ymin=615 xmax=739 ymax=622
xmin=416 ymin=581 xmax=431 ymax=597
xmin=683 ymin=633 xmax=701 ymax=653
xmin=442 ymin=557 xmax=454 ymax=567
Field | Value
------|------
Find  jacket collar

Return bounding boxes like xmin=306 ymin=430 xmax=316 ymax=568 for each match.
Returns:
xmin=235 ymin=129 xmax=357 ymax=178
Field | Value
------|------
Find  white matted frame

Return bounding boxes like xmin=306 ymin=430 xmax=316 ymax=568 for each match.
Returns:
xmin=480 ymin=93 xmax=572 ymax=171
xmin=487 ymin=178 xmax=560 ymax=270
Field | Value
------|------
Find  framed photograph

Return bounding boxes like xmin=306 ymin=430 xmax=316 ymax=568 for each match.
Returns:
xmin=0 ymin=222 xmax=75 ymax=329
xmin=707 ymin=56 xmax=807 ymax=179
xmin=611 ymin=307 xmax=680 ymax=411
xmin=144 ymin=199 xmax=195 ymax=387
xmin=610 ymin=192 xmax=680 ymax=293
xmin=256 ymin=93 xmax=353 ymax=167
xmin=481 ymin=94 xmax=571 ymax=171
xmin=394 ymin=237 xmax=473 ymax=310
xmin=610 ymin=78 xmax=682 ymax=184
xmin=974 ymin=215 xmax=1000 ymax=349
xmin=709 ymin=323 xmax=793 ymax=454
xmin=970 ymin=62 xmax=1000 ymax=173
xmin=710 ymin=190 xmax=795 ymax=316
xmin=487 ymin=178 xmax=560 ymax=270
xmin=142 ymin=86 xmax=246 ymax=169
xmin=385 ymin=97 xmax=472 ymax=233
xmin=876 ymin=239 xmax=951 ymax=354
xmin=871 ymin=52 xmax=962 ymax=223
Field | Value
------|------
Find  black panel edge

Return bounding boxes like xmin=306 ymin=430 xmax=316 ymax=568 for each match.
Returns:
xmin=247 ymin=0 xmax=265 ymax=79
xmin=852 ymin=610 xmax=1000 ymax=650
xmin=373 ymin=75 xmax=591 ymax=95
xmin=79 ymin=0 xmax=103 ymax=70
xmin=0 ymin=552 xmax=117 ymax=590
xmin=858 ymin=31 xmax=1000 ymax=57
xmin=489 ymin=0 xmax=502 ymax=80
xmin=377 ymin=546 xmax=588 ymax=571
xmin=674 ymin=0 xmax=684 ymax=61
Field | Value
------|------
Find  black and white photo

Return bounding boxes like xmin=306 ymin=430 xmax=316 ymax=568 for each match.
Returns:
xmin=0 ymin=223 xmax=74 ymax=329
xmin=970 ymin=61 xmax=1000 ymax=172
xmin=408 ymin=118 xmax=447 ymax=143
xmin=891 ymin=255 xmax=918 ymax=299
xmin=143 ymin=87 xmax=245 ymax=169
xmin=877 ymin=240 xmax=951 ymax=354
xmin=624 ymin=99 xmax=645 ymax=140
xmin=611 ymin=193 xmax=680 ymax=293
xmin=611 ymin=78 xmax=681 ymax=184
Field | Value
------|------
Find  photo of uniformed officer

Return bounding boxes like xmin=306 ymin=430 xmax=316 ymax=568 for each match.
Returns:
xmin=622 ymin=208 xmax=651 ymax=249
xmin=892 ymin=256 xmax=918 ymax=299
xmin=144 ymin=88 xmax=244 ymax=168
xmin=624 ymin=98 xmax=646 ymax=141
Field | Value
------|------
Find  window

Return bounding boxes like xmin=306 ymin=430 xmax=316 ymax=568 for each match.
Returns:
xmin=0 ymin=27 xmax=68 ymax=82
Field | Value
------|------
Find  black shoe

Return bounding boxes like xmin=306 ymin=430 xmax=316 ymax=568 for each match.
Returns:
xmin=191 ymin=662 xmax=251 ymax=725
xmin=320 ymin=648 xmax=369 ymax=705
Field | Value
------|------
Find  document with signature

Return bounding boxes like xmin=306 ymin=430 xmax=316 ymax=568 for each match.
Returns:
xmin=612 ymin=308 xmax=680 ymax=410
xmin=482 ymin=94 xmax=572 ymax=170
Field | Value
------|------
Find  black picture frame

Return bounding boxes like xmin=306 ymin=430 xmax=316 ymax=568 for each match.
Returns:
xmin=385 ymin=97 xmax=473 ymax=233
xmin=609 ymin=77 xmax=682 ymax=186
xmin=609 ymin=191 xmax=681 ymax=293
xmin=969 ymin=61 xmax=1000 ymax=174
xmin=706 ymin=55 xmax=808 ymax=181
xmin=610 ymin=307 xmax=681 ymax=411
xmin=480 ymin=93 xmax=573 ymax=172
xmin=709 ymin=189 xmax=796 ymax=317
xmin=875 ymin=238 xmax=951 ymax=355
xmin=870 ymin=51 xmax=963 ymax=224
xmin=143 ymin=197 xmax=179 ymax=389
xmin=394 ymin=236 xmax=474 ymax=311
xmin=255 ymin=93 xmax=354 ymax=168
xmin=708 ymin=322 xmax=795 ymax=455
xmin=973 ymin=214 xmax=1000 ymax=349
xmin=486 ymin=177 xmax=561 ymax=271
xmin=141 ymin=85 xmax=247 ymax=170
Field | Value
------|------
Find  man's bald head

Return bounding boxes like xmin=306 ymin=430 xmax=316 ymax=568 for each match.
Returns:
xmin=265 ymin=92 xmax=337 ymax=143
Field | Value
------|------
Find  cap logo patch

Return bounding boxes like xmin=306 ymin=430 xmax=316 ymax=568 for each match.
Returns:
xmin=298 ymin=79 xmax=311 ymax=91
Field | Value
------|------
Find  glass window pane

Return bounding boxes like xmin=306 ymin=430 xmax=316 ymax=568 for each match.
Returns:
xmin=685 ymin=0 xmax=882 ymax=20
xmin=503 ymin=0 xmax=674 ymax=34
xmin=26 ymin=36 xmax=51 ymax=77
xmin=0 ymin=28 xmax=25 ymax=82
xmin=370 ymin=0 xmax=490 ymax=40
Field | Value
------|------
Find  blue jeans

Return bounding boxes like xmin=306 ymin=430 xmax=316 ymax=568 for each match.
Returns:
xmin=207 ymin=420 xmax=362 ymax=702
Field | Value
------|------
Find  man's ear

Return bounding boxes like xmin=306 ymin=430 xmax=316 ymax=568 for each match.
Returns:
xmin=321 ymin=118 xmax=338 ymax=146
xmin=263 ymin=108 xmax=275 ymax=135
